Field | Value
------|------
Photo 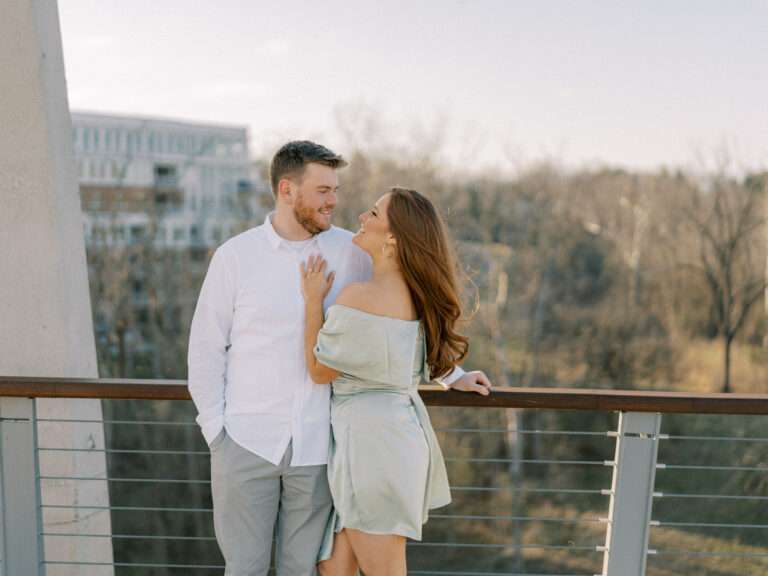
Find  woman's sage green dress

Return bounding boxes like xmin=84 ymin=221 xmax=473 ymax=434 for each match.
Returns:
xmin=315 ymin=304 xmax=451 ymax=561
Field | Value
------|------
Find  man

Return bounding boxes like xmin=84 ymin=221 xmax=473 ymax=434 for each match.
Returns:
xmin=188 ymin=141 xmax=491 ymax=576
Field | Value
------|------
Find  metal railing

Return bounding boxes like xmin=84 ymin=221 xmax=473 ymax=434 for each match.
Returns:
xmin=1 ymin=376 xmax=767 ymax=576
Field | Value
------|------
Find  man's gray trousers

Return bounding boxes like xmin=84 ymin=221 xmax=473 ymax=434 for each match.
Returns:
xmin=210 ymin=430 xmax=332 ymax=576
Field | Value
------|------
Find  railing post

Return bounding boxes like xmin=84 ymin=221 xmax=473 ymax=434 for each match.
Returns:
xmin=602 ymin=411 xmax=661 ymax=576
xmin=0 ymin=398 xmax=45 ymax=576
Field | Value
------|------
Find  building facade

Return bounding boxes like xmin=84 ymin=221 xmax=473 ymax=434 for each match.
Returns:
xmin=72 ymin=111 xmax=265 ymax=249
xmin=70 ymin=112 xmax=268 ymax=378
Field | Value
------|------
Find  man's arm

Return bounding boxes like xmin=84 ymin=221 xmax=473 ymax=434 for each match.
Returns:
xmin=187 ymin=246 xmax=237 ymax=445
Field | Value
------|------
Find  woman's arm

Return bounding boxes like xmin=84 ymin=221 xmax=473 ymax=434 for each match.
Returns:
xmin=304 ymin=294 xmax=340 ymax=384
xmin=439 ymin=368 xmax=492 ymax=395
xmin=301 ymin=254 xmax=340 ymax=384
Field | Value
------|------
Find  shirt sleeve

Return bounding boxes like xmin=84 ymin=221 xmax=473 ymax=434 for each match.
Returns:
xmin=435 ymin=365 xmax=466 ymax=389
xmin=187 ymin=246 xmax=237 ymax=445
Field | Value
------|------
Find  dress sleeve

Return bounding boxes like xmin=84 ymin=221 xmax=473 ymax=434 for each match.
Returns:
xmin=314 ymin=307 xmax=350 ymax=373
xmin=314 ymin=306 xmax=414 ymax=383
xmin=314 ymin=307 xmax=380 ymax=376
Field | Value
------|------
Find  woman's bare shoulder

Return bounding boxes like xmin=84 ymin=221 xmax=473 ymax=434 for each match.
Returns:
xmin=334 ymin=283 xmax=377 ymax=312
xmin=334 ymin=282 xmax=416 ymax=320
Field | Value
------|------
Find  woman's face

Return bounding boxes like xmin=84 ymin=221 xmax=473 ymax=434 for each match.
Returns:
xmin=352 ymin=193 xmax=392 ymax=255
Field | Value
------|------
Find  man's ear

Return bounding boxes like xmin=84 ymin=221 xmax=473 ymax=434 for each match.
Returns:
xmin=277 ymin=178 xmax=294 ymax=204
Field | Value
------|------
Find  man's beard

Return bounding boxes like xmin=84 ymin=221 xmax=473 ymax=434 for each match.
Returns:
xmin=294 ymin=194 xmax=331 ymax=235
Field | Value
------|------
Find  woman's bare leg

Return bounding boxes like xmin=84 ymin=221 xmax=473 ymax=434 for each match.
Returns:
xmin=318 ymin=530 xmax=359 ymax=576
xmin=345 ymin=529 xmax=406 ymax=576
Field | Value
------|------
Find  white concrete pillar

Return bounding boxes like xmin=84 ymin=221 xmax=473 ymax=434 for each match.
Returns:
xmin=0 ymin=1 xmax=113 ymax=574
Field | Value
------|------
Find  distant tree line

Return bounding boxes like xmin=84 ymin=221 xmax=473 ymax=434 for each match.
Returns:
xmin=84 ymin=138 xmax=768 ymax=574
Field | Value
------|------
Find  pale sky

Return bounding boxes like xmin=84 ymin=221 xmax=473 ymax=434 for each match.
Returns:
xmin=59 ymin=0 xmax=768 ymax=173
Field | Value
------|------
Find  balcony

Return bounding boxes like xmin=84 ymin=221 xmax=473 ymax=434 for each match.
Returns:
xmin=81 ymin=185 xmax=183 ymax=214
xmin=1 ymin=377 xmax=767 ymax=575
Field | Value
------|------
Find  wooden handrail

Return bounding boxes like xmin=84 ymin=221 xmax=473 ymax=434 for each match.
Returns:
xmin=1 ymin=376 xmax=767 ymax=415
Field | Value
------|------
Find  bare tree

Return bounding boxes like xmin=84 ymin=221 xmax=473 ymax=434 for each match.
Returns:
xmin=681 ymin=176 xmax=767 ymax=392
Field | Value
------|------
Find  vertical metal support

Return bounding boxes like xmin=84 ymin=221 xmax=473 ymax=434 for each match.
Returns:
xmin=0 ymin=398 xmax=45 ymax=576
xmin=603 ymin=411 xmax=661 ymax=576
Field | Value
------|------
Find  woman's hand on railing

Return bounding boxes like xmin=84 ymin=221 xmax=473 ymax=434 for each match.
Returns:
xmin=448 ymin=371 xmax=492 ymax=396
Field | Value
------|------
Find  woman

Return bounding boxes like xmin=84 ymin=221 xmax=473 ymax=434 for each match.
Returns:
xmin=300 ymin=187 xmax=487 ymax=576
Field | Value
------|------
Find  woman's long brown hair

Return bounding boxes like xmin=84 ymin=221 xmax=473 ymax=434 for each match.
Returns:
xmin=387 ymin=187 xmax=469 ymax=380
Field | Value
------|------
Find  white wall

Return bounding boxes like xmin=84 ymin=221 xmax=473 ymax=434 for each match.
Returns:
xmin=0 ymin=1 xmax=113 ymax=574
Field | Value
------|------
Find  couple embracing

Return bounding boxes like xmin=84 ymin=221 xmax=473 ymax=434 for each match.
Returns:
xmin=188 ymin=140 xmax=492 ymax=576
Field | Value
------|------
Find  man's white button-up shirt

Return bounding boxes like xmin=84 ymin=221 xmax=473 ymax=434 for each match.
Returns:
xmin=188 ymin=213 xmax=464 ymax=467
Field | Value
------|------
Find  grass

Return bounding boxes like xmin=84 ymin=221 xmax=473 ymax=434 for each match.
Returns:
xmin=675 ymin=339 xmax=768 ymax=394
xmin=477 ymin=333 xmax=768 ymax=393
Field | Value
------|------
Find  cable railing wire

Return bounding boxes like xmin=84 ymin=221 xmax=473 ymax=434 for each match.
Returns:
xmin=12 ymin=377 xmax=768 ymax=574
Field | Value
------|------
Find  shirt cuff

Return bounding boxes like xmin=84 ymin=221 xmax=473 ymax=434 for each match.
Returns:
xmin=435 ymin=365 xmax=466 ymax=389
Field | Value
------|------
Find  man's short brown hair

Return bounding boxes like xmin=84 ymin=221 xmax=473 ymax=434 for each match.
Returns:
xmin=269 ymin=140 xmax=347 ymax=196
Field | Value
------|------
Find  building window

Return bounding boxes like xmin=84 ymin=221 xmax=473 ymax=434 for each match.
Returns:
xmin=136 ymin=308 xmax=150 ymax=325
xmin=130 ymin=225 xmax=146 ymax=244
xmin=154 ymin=164 xmax=178 ymax=189
xmin=155 ymin=192 xmax=168 ymax=208
xmin=173 ymin=227 xmax=185 ymax=241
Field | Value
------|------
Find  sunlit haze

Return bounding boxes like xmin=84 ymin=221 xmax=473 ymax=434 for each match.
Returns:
xmin=59 ymin=0 xmax=768 ymax=173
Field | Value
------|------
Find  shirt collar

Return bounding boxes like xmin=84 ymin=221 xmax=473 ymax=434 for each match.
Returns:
xmin=263 ymin=212 xmax=328 ymax=251
xmin=263 ymin=212 xmax=284 ymax=250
